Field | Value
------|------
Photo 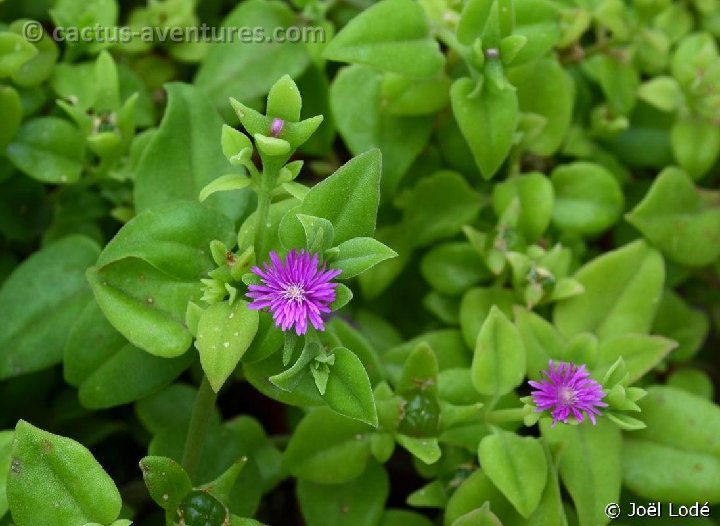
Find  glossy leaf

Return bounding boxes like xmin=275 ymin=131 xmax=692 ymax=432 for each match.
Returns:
xmin=542 ymin=419 xmax=622 ymax=526
xmin=507 ymin=57 xmax=574 ymax=156
xmin=594 ymin=334 xmax=676 ymax=384
xmin=134 ymin=83 xmax=251 ymax=221
xmin=623 ymin=386 xmax=720 ymax=503
xmin=626 ymin=167 xmax=720 ymax=267
xmin=194 ymin=0 xmax=309 ymax=111
xmin=330 ymin=65 xmax=434 ymax=194
xmin=323 ymin=347 xmax=378 ymax=426
xmin=471 ymin=306 xmax=526 ymax=397
xmin=399 ymin=171 xmax=483 ymax=248
xmin=331 ymin=237 xmax=397 ymax=280
xmin=196 ymin=301 xmax=260 ymax=392
xmin=671 ymin=117 xmax=720 ymax=180
xmin=0 ymin=236 xmax=99 ymax=380
xmin=279 ymin=149 xmax=381 ymax=247
xmin=89 ymin=202 xmax=235 ymax=357
xmin=297 ymin=461 xmax=389 ymax=526
xmin=139 ymin=456 xmax=192 ymax=511
xmin=8 ymin=421 xmax=122 ymax=526
xmin=492 ymin=172 xmax=555 ymax=242
xmin=420 ymin=242 xmax=490 ymax=296
xmin=553 ymin=240 xmax=665 ymax=340
xmin=550 ymin=162 xmax=624 ymax=236
xmin=64 ymin=302 xmax=192 ymax=409
xmin=451 ymin=77 xmax=519 ymax=179
xmin=283 ymin=407 xmax=372 ymax=483
xmin=460 ymin=288 xmax=516 ymax=349
xmin=0 ymin=85 xmax=22 ymax=151
xmin=478 ymin=429 xmax=547 ymax=518
xmin=6 ymin=117 xmax=85 ymax=184
xmin=323 ymin=0 xmax=444 ymax=78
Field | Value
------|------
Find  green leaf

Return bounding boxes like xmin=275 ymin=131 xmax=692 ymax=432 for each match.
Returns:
xmin=134 ymin=83 xmax=251 ymax=222
xmin=199 ymin=174 xmax=253 ymax=203
xmin=583 ymin=53 xmax=639 ymax=116
xmin=550 ymin=162 xmax=624 ymax=236
xmin=507 ymin=57 xmax=574 ymax=156
xmin=323 ymin=0 xmax=444 ymax=78
xmin=553 ymin=240 xmax=665 ymax=340
xmin=381 ymin=74 xmax=452 ymax=116
xmin=450 ymin=504 xmax=503 ymax=526
xmin=139 ymin=456 xmax=192 ymax=511
xmin=88 ymin=205 xmax=235 ymax=357
xmin=492 ymin=172 xmax=555 ymax=242
xmin=323 ymin=347 xmax=378 ymax=426
xmin=87 ymin=258 xmax=200 ymax=359
xmin=8 ymin=421 xmax=122 ymax=526
xmin=652 ymin=289 xmax=709 ymax=362
xmin=460 ymin=287 xmax=516 ymax=349
xmin=64 ymin=302 xmax=192 ymax=409
xmin=420 ymin=242 xmax=490 ymax=296
xmin=297 ymin=461 xmax=389 ymax=526
xmin=331 ymin=237 xmax=397 ymax=280
xmin=594 ymin=334 xmax=676 ymax=384
xmin=444 ymin=469 xmax=524 ymax=526
xmin=626 ymin=167 xmax=720 ymax=267
xmin=380 ymin=509 xmax=434 ymax=526
xmin=279 ymin=149 xmax=381 ymax=248
xmin=330 ymin=65 xmax=434 ymax=195
xmin=266 ymin=74 xmax=302 ymax=122
xmin=244 ymin=347 xmax=324 ymax=407
xmin=457 ymin=0 xmax=493 ymax=45
xmin=399 ymin=171 xmax=483 ymax=248
xmin=671 ymin=116 xmax=720 ymax=180
xmin=196 ymin=301 xmax=260 ymax=393
xmin=396 ymin=343 xmax=439 ymax=395
xmin=6 ymin=117 xmax=85 ymax=184
xmin=511 ymin=0 xmax=561 ymax=65
xmin=0 ymin=32 xmax=38 ymax=77
xmin=623 ymin=386 xmax=720 ymax=503
xmin=450 ymin=77 xmax=519 ymax=179
xmin=396 ymin=435 xmax=441 ymax=464
xmin=471 ymin=306 xmax=526 ymax=398
xmin=637 ymin=76 xmax=683 ymax=112
xmin=542 ymin=419 xmax=622 ymax=526
xmin=194 ymin=0 xmax=309 ymax=112
xmin=0 ymin=430 xmax=14 ymax=518
xmin=478 ymin=429 xmax=547 ymax=518
xmin=514 ymin=306 xmax=565 ymax=380
xmin=0 ymin=85 xmax=22 ymax=151
xmin=0 ymin=236 xmax=99 ymax=380
xmin=297 ymin=214 xmax=334 ymax=254
xmin=283 ymin=407 xmax=372 ymax=483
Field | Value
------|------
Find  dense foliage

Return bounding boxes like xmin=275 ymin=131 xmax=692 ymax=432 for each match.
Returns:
xmin=0 ymin=0 xmax=719 ymax=525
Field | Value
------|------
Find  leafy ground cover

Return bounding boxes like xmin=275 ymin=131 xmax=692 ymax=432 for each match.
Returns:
xmin=0 ymin=0 xmax=719 ymax=525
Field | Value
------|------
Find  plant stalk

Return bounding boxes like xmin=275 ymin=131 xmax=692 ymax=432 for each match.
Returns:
xmin=485 ymin=407 xmax=526 ymax=424
xmin=181 ymin=375 xmax=218 ymax=481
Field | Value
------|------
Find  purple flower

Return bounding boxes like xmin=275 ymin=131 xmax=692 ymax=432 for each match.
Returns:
xmin=247 ymin=250 xmax=341 ymax=335
xmin=529 ymin=361 xmax=607 ymax=427
xmin=270 ymin=118 xmax=284 ymax=137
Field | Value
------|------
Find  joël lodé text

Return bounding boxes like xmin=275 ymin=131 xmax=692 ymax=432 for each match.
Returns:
xmin=626 ymin=501 xmax=711 ymax=517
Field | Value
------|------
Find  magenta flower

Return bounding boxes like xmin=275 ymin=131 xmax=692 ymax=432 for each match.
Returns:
xmin=247 ymin=250 xmax=341 ymax=335
xmin=529 ymin=361 xmax=607 ymax=427
xmin=270 ymin=118 xmax=284 ymax=137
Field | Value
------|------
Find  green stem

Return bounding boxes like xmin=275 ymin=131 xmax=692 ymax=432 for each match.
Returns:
xmin=485 ymin=407 xmax=526 ymax=424
xmin=253 ymin=186 xmax=272 ymax=261
xmin=181 ymin=376 xmax=218 ymax=481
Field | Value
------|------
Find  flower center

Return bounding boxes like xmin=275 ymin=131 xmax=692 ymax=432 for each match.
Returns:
xmin=283 ymin=283 xmax=305 ymax=302
xmin=560 ymin=387 xmax=576 ymax=405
